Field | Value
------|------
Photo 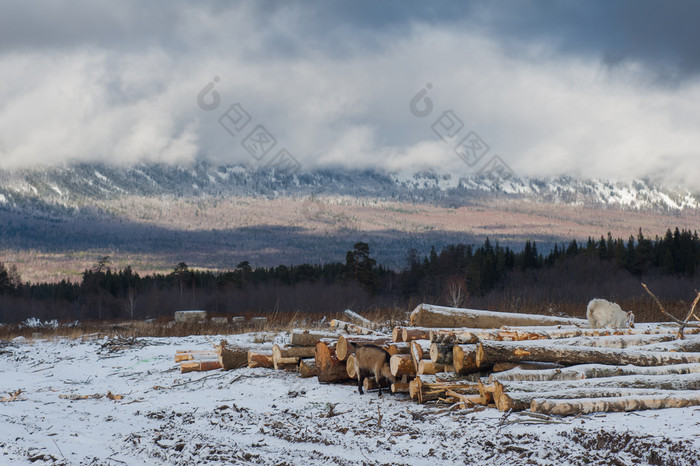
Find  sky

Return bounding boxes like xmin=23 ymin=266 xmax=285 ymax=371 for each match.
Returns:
xmin=1 ymin=0 xmax=700 ymax=186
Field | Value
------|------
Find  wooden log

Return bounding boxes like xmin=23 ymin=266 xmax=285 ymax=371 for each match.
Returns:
xmin=390 ymin=354 xmax=416 ymax=377
xmin=174 ymin=350 xmax=217 ymax=362
xmin=290 ymin=329 xmax=338 ymax=347
xmin=402 ymin=327 xmax=432 ymax=342
xmin=642 ymin=336 xmax=700 ymax=353
xmin=445 ymin=390 xmax=483 ymax=408
xmin=414 ymin=375 xmax=480 ymax=404
xmin=495 ymin=372 xmax=700 ymax=394
xmin=418 ymin=360 xmax=445 ymax=375
xmin=391 ymin=382 xmax=411 ymax=393
xmin=362 ymin=377 xmax=380 ymax=391
xmin=410 ymin=303 xmax=587 ymax=328
xmin=346 ymin=354 xmax=357 ymax=379
xmin=491 ymin=362 xmax=700 ymax=383
xmin=386 ymin=342 xmax=411 ymax=356
xmin=478 ymin=380 xmax=495 ymax=405
xmin=272 ymin=344 xmax=316 ymax=359
xmin=180 ymin=360 xmax=222 ymax=373
xmin=476 ymin=340 xmax=700 ymax=368
xmin=392 ymin=326 xmax=404 ymax=342
xmin=452 ymin=344 xmax=479 ymax=374
xmin=497 ymin=388 xmax=673 ymax=412
xmin=429 ymin=343 xmax=454 ymax=365
xmin=298 ymin=359 xmax=318 ymax=378
xmin=273 ymin=355 xmax=299 ymax=370
xmin=344 ymin=309 xmax=372 ymax=326
xmin=330 ymin=319 xmax=379 ymax=335
xmin=492 ymin=362 xmax=563 ymax=372
xmin=217 ymin=341 xmax=249 ymax=370
xmin=531 ymin=392 xmax=700 ymax=415
xmin=336 ymin=335 xmax=392 ymax=361
xmin=409 ymin=340 xmax=431 ymax=371
xmin=409 ymin=379 xmax=419 ymax=399
xmin=315 ymin=339 xmax=350 ymax=383
xmin=247 ymin=351 xmax=274 ymax=369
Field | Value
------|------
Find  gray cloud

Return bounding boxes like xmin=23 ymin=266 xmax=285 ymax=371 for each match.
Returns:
xmin=1 ymin=1 xmax=700 ymax=187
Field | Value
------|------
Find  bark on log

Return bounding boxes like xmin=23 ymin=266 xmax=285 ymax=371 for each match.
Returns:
xmin=330 ymin=319 xmax=379 ymax=335
xmin=344 ymin=309 xmax=372 ymax=326
xmin=491 ymin=362 xmax=700 ymax=383
xmin=273 ymin=355 xmax=299 ymax=370
xmin=390 ymin=354 xmax=416 ymax=377
xmin=272 ymin=344 xmax=316 ymax=359
xmin=336 ymin=335 xmax=392 ymax=361
xmin=315 ymin=339 xmax=350 ymax=383
xmin=346 ymin=354 xmax=357 ymax=379
xmin=391 ymin=382 xmax=411 ymax=393
xmin=290 ymin=329 xmax=338 ymax=347
xmin=476 ymin=340 xmax=700 ymax=368
xmin=410 ymin=303 xmax=587 ymax=328
xmin=497 ymin=388 xmax=673 ymax=412
xmin=217 ymin=341 xmax=249 ymax=370
xmin=430 ymin=343 xmax=454 ymax=365
xmin=298 ymin=359 xmax=318 ymax=378
xmin=452 ymin=344 xmax=479 ymax=374
xmin=492 ymin=362 xmax=563 ymax=372
xmin=402 ymin=327 xmax=432 ymax=342
xmin=642 ymin=336 xmax=700 ymax=353
xmin=392 ymin=327 xmax=404 ymax=342
xmin=247 ymin=351 xmax=274 ymax=369
xmin=417 ymin=360 xmax=444 ymax=375
xmin=495 ymin=372 xmax=700 ymax=394
xmin=478 ymin=380 xmax=495 ymax=405
xmin=362 ymin=377 xmax=380 ymax=391
xmin=180 ymin=360 xmax=222 ymax=373
xmin=386 ymin=342 xmax=411 ymax=356
xmin=409 ymin=379 xmax=419 ymax=399
xmin=531 ymin=392 xmax=700 ymax=415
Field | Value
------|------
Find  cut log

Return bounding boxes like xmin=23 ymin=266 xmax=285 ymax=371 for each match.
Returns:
xmin=492 ymin=362 xmax=563 ymax=372
xmin=491 ymin=362 xmax=700 ymax=382
xmin=290 ymin=329 xmax=338 ymax=347
xmin=497 ymin=388 xmax=673 ymax=412
xmin=429 ymin=343 xmax=454 ymax=365
xmin=273 ymin=355 xmax=299 ymax=370
xmin=531 ymin=392 xmax=700 ymax=415
xmin=409 ymin=379 xmax=419 ymax=399
xmin=346 ymin=354 xmax=357 ymax=379
xmin=362 ymin=377 xmax=380 ymax=391
xmin=445 ymin=390 xmax=483 ymax=408
xmin=336 ymin=335 xmax=393 ymax=361
xmin=390 ymin=354 xmax=416 ymax=377
xmin=217 ymin=340 xmax=249 ymax=370
xmin=409 ymin=340 xmax=431 ymax=372
xmin=330 ymin=319 xmax=379 ymax=335
xmin=478 ymin=381 xmax=495 ymax=405
xmin=180 ymin=360 xmax=222 ymax=373
xmin=452 ymin=344 xmax=479 ymax=374
xmin=392 ymin=326 xmax=404 ymax=342
xmin=417 ymin=360 xmax=444 ymax=375
xmin=476 ymin=340 xmax=700 ymax=368
xmin=247 ymin=351 xmax=274 ymax=369
xmin=410 ymin=303 xmax=587 ymax=328
xmin=272 ymin=344 xmax=316 ymax=359
xmin=344 ymin=309 xmax=372 ymax=326
xmin=495 ymin=372 xmax=700 ymax=394
xmin=298 ymin=359 xmax=318 ymax=378
xmin=391 ymin=382 xmax=410 ymax=393
xmin=402 ymin=327 xmax=432 ymax=342
xmin=386 ymin=342 xmax=410 ymax=356
xmin=414 ymin=375 xmax=480 ymax=404
xmin=315 ymin=339 xmax=350 ymax=383
xmin=174 ymin=352 xmax=218 ymax=362
xmin=642 ymin=336 xmax=700 ymax=353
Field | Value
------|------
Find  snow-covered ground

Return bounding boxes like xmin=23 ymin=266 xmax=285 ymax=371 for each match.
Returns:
xmin=1 ymin=334 xmax=699 ymax=465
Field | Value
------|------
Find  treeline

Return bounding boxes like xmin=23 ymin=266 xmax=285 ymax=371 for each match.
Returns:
xmin=1 ymin=228 xmax=700 ymax=323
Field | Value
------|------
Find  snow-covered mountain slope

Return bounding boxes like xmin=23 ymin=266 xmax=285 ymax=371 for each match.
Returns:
xmin=0 ymin=162 xmax=697 ymax=214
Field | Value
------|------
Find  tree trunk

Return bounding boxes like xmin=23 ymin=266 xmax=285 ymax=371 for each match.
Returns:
xmin=386 ymin=342 xmax=410 ymax=356
xmin=497 ymin=388 xmax=675 ymax=412
xmin=391 ymin=382 xmax=411 ymax=393
xmin=217 ymin=341 xmax=249 ymax=370
xmin=491 ymin=362 xmax=700 ymax=383
xmin=180 ymin=360 xmax=221 ymax=373
xmin=491 ymin=361 xmax=563 ymax=372
xmin=417 ymin=360 xmax=444 ymax=375
xmin=392 ymin=327 xmax=404 ymax=342
xmin=452 ymin=344 xmax=479 ymax=374
xmin=476 ymin=340 xmax=700 ymax=368
xmin=174 ymin=351 xmax=216 ymax=362
xmin=272 ymin=344 xmax=316 ymax=359
xmin=410 ymin=303 xmax=587 ymax=328
xmin=410 ymin=340 xmax=431 ymax=371
xmin=290 ymin=329 xmax=338 ymax=347
xmin=299 ymin=359 xmax=318 ymax=378
xmin=390 ymin=354 xmax=416 ymax=377
xmin=330 ymin=319 xmax=379 ymax=335
xmin=531 ymin=392 xmax=700 ymax=415
xmin=402 ymin=327 xmax=432 ymax=342
xmin=315 ymin=339 xmax=350 ymax=383
xmin=247 ymin=351 xmax=274 ymax=369
xmin=273 ymin=355 xmax=299 ymax=370
xmin=429 ymin=343 xmax=454 ymax=365
xmin=336 ymin=335 xmax=392 ymax=361
xmin=346 ymin=354 xmax=357 ymax=379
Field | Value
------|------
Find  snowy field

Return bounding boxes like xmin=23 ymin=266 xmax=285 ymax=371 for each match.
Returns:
xmin=1 ymin=334 xmax=699 ymax=465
